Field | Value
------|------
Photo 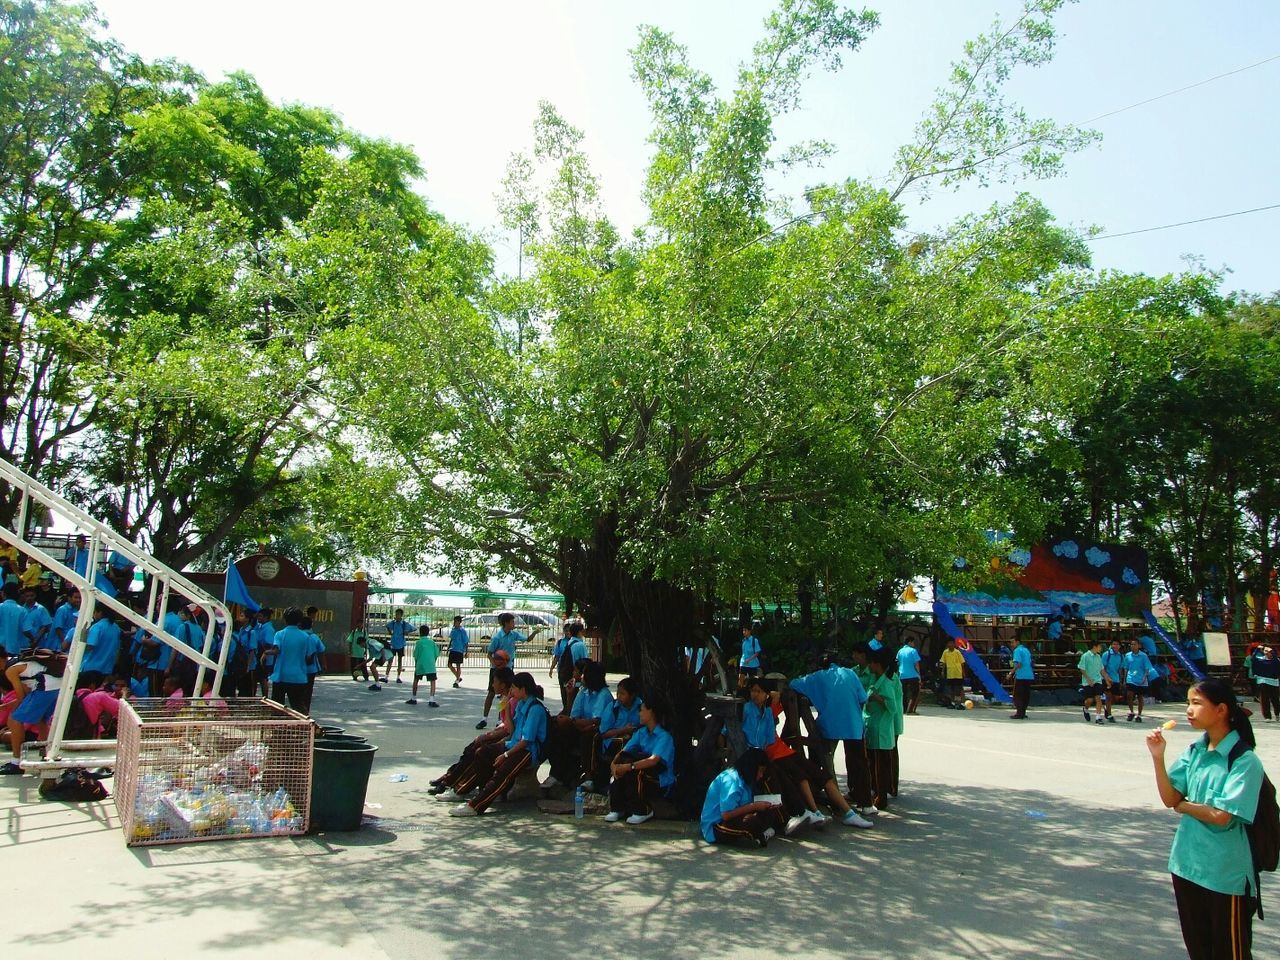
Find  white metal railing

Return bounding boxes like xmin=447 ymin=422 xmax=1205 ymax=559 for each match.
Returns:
xmin=0 ymin=457 xmax=231 ymax=771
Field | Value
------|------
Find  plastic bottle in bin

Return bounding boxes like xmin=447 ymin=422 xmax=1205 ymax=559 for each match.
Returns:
xmin=574 ymin=786 xmax=584 ymax=819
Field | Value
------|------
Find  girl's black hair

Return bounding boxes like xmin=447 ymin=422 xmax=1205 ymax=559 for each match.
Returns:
xmin=640 ymin=695 xmax=667 ymax=726
xmin=1191 ymin=678 xmax=1256 ymax=749
xmin=734 ymin=748 xmax=768 ymax=782
xmin=512 ymin=671 xmax=543 ymax=700
xmin=616 ymin=676 xmax=641 ymax=697
xmin=581 ymin=660 xmax=606 ymax=692
xmin=492 ymin=667 xmax=516 ymax=686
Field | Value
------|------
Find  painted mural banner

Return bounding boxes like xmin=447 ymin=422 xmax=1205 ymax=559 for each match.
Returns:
xmin=938 ymin=536 xmax=1150 ymax=619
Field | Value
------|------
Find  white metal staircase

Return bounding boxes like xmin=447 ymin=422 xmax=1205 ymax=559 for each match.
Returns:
xmin=0 ymin=457 xmax=231 ymax=776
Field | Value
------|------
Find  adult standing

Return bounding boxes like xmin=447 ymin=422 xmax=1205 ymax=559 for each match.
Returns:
xmin=1007 ymin=636 xmax=1034 ymax=720
xmin=477 ymin=613 xmax=525 ymax=729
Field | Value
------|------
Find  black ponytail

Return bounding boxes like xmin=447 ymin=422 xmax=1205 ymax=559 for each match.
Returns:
xmin=1192 ymin=678 xmax=1256 ymax=749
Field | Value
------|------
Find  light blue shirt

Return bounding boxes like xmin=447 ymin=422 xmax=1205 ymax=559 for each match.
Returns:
xmin=306 ymin=631 xmax=325 ymax=676
xmin=82 ymin=618 xmax=122 ymax=675
xmin=52 ymin=602 xmax=78 ymax=650
xmin=1 ymin=598 xmax=28 ymax=655
xmin=789 ymin=664 xmax=868 ymax=740
xmin=65 ymin=547 xmax=89 ymax=577
xmin=21 ymin=603 xmax=52 ymax=646
xmin=896 ymin=645 xmax=921 ymax=680
xmin=1139 ymin=635 xmax=1158 ymax=657
xmin=599 ymin=698 xmax=642 ymax=750
xmin=570 ymin=685 xmax=614 ymax=722
xmin=385 ymin=619 xmax=413 ymax=651
xmin=255 ymin=620 xmax=277 ymax=667
xmin=269 ymin=625 xmax=312 ymax=684
xmin=107 ymin=550 xmax=133 ymax=571
xmin=506 ymin=697 xmax=549 ymax=763
xmin=488 ymin=628 xmax=524 ymax=665
xmin=741 ymin=700 xmax=777 ymax=751
xmin=740 ymin=634 xmax=762 ymax=669
xmin=448 ymin=626 xmax=469 ymax=654
xmin=1101 ymin=649 xmax=1125 ymax=684
xmin=700 ymin=767 xmax=755 ymax=842
xmin=623 ymin=724 xmax=677 ymax=789
xmin=1123 ymin=650 xmax=1154 ymax=686
xmin=1012 ymin=645 xmax=1034 ymax=680
xmin=553 ymin=636 xmax=588 ymax=667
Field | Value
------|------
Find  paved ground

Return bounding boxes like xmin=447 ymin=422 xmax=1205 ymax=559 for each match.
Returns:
xmin=5 ymin=671 xmax=1280 ymax=960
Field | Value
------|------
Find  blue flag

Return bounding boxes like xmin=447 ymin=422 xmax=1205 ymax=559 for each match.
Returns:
xmin=224 ymin=560 xmax=260 ymax=613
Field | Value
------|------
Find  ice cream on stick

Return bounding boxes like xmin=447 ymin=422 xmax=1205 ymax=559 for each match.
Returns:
xmin=1161 ymin=719 xmax=1177 ymax=730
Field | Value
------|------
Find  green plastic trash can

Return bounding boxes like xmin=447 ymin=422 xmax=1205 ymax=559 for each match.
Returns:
xmin=310 ymin=740 xmax=378 ymax=832
xmin=316 ymin=733 xmax=366 ymax=745
xmin=317 ymin=725 xmax=345 ymax=738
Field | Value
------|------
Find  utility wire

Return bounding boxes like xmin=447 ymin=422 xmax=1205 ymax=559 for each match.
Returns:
xmin=1087 ymin=203 xmax=1280 ymax=241
xmin=1079 ymin=53 xmax=1280 ymax=126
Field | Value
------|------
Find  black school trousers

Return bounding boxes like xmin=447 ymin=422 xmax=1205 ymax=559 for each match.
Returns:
xmin=1171 ymin=873 xmax=1252 ymax=960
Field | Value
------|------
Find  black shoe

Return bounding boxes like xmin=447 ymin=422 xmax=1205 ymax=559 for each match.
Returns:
xmin=1082 ymin=709 xmax=1091 ymax=722
xmin=475 ymin=719 xmax=488 ymax=730
xmin=1126 ymin=714 xmax=1135 ymax=721
xmin=452 ymin=681 xmax=461 ymax=689
xmin=1107 ymin=715 xmax=1117 ymax=723
xmin=1008 ymin=714 xmax=1026 ymax=720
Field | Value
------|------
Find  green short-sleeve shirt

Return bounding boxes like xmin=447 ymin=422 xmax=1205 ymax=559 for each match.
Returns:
xmin=413 ymin=637 xmax=439 ymax=673
xmin=1166 ymin=730 xmax=1264 ymax=895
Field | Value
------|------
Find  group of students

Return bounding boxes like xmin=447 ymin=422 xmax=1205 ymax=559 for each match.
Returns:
xmin=426 ymin=636 xmax=910 ymax=849
xmin=1074 ymin=635 xmax=1165 ymax=724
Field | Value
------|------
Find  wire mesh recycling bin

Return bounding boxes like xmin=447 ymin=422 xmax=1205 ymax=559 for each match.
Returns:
xmin=116 ymin=698 xmax=314 ymax=846
xmin=310 ymin=739 xmax=378 ymax=832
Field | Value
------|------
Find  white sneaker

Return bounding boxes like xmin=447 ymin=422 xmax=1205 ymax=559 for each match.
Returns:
xmin=859 ymin=805 xmax=880 ymax=817
xmin=603 ymin=811 xmax=622 ymax=823
xmin=761 ymin=827 xmax=776 ymax=841
xmin=804 ymin=809 xmax=831 ymax=828
xmin=785 ymin=813 xmax=807 ymax=835
xmin=625 ymin=812 xmax=654 ymax=825
xmin=434 ymin=789 xmax=466 ymax=803
xmin=448 ymin=803 xmax=477 ymax=817
xmin=842 ymin=810 xmax=874 ymax=828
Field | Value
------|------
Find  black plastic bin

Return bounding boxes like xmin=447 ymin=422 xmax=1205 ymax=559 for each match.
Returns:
xmin=310 ymin=740 xmax=378 ymax=832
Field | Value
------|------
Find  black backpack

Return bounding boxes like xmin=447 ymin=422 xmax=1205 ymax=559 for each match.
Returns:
xmin=1227 ymin=738 xmax=1279 ymax=918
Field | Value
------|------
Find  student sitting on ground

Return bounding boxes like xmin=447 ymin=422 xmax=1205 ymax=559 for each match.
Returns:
xmin=449 ymin=672 xmax=549 ymax=817
xmin=582 ymin=676 xmax=641 ymax=791
xmin=544 ymin=659 xmax=613 ymax=788
xmin=699 ymin=748 xmax=785 ymax=848
xmin=743 ymin=677 xmax=870 ymax=830
xmin=430 ymin=668 xmax=517 ymax=800
xmin=605 ymin=698 xmax=676 ymax=825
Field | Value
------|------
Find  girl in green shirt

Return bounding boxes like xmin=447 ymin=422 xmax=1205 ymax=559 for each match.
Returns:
xmin=864 ymin=649 xmax=902 ymax=811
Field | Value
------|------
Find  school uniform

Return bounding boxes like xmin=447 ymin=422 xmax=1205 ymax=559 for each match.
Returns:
xmin=743 ymin=699 xmax=828 ymax=817
xmin=588 ymin=698 xmax=642 ymax=787
xmin=1077 ymin=650 xmax=1105 ymax=718
xmin=609 ymin=723 xmax=676 ymax=818
xmin=896 ymin=645 xmax=922 ymax=713
xmin=443 ymin=697 xmax=517 ymax=793
xmin=21 ymin=602 xmax=52 ymax=649
xmin=789 ymin=664 xmax=873 ymax=807
xmin=548 ymin=684 xmax=613 ymax=784
xmin=447 ymin=626 xmax=469 ymax=664
xmin=740 ymin=634 xmax=763 ymax=677
xmin=1123 ymin=650 xmax=1155 ymax=717
xmin=51 ymin=601 xmax=78 ymax=652
xmin=864 ymin=672 xmax=901 ymax=808
xmin=469 ymin=696 xmax=549 ymax=813
xmin=1250 ymin=652 xmax=1279 ymax=720
xmin=253 ymin=619 xmax=277 ymax=693
xmin=699 ymin=767 xmax=783 ymax=845
xmin=1101 ymin=648 xmax=1126 ymax=717
xmin=305 ymin=630 xmax=325 ymax=698
xmin=10 ymin=659 xmax=63 ymax=726
xmin=80 ymin=618 xmax=122 ymax=685
xmin=413 ymin=636 xmax=439 ymax=681
xmin=1167 ymin=731 xmax=1264 ymax=959
xmin=551 ymin=635 xmax=589 ymax=707
xmin=269 ymin=624 xmax=314 ymax=714
xmin=1009 ymin=645 xmax=1034 ymax=718
xmin=385 ymin=619 xmax=414 ymax=653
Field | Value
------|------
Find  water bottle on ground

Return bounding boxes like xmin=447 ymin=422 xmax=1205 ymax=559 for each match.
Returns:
xmin=574 ymin=785 xmax=584 ymax=819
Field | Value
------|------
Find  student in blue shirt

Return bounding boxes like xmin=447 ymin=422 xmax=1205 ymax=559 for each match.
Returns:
xmin=302 ymin=615 xmax=325 ymax=704
xmin=384 ymin=609 xmax=413 ymax=684
xmin=584 ymin=676 xmax=642 ymax=792
xmin=446 ymin=615 xmax=469 ymax=688
xmin=606 ymin=698 xmax=677 ymax=825
xmin=548 ymin=621 xmax=588 ymax=710
xmin=545 ymin=659 xmax=613 ymax=788
xmin=269 ymin=607 xmax=315 ymax=715
xmin=738 ymin=623 xmax=763 ymax=684
xmin=1147 ymin=678 xmax=1265 ymax=959
xmin=451 ymin=672 xmax=548 ymax=817
xmin=19 ymin=589 xmax=52 ymax=649
xmin=1124 ymin=637 xmax=1156 ymax=722
xmin=478 ymin=613 xmax=527 ymax=729
xmin=252 ymin=608 xmax=277 ymax=697
xmin=0 ymin=582 xmax=24 ymax=658
xmin=78 ymin=607 xmax=122 ymax=687
xmin=51 ymin=590 xmax=79 ymax=652
xmin=1101 ymin=639 xmax=1126 ymax=723
xmin=789 ymin=654 xmax=874 ymax=814
xmin=895 ymin=637 xmax=923 ymax=715
xmin=700 ymin=748 xmax=785 ymax=847
xmin=1005 ymin=636 xmax=1035 ymax=719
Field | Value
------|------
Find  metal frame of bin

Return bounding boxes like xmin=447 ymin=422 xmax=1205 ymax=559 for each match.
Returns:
xmin=116 ymin=697 xmax=314 ymax=846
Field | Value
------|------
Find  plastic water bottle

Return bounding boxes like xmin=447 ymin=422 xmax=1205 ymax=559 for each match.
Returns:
xmin=574 ymin=786 xmax=584 ymax=819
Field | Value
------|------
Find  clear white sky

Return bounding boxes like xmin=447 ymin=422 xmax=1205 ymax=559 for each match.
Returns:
xmin=86 ymin=0 xmax=1280 ymax=596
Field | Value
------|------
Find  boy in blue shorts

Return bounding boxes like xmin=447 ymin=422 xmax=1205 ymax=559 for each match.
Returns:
xmin=408 ymin=626 xmax=439 ymax=707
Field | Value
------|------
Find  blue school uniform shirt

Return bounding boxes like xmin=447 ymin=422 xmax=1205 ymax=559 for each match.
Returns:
xmin=700 ymin=767 xmax=755 ymax=843
xmin=599 ymin=698 xmax=642 ymax=750
xmin=448 ymin=626 xmax=469 ymax=654
xmin=740 ymin=634 xmax=762 ymax=669
xmin=488 ymin=628 xmax=524 ymax=665
xmin=741 ymin=700 xmax=778 ymax=751
xmin=129 ymin=675 xmax=150 ymax=698
xmin=269 ymin=625 xmax=312 ymax=685
xmin=506 ymin=697 xmax=549 ymax=763
xmin=65 ymin=547 xmax=89 ymax=577
xmin=306 ymin=631 xmax=324 ymax=676
xmin=1011 ymin=645 xmax=1034 ymax=680
xmin=896 ymin=645 xmax=921 ymax=680
xmin=1139 ymin=635 xmax=1158 ymax=657
xmin=1184 ymin=637 xmax=1205 ymax=661
xmin=107 ymin=550 xmax=133 ymax=571
xmin=570 ymin=685 xmax=614 ymax=722
xmin=82 ymin=618 xmax=122 ymax=675
xmin=52 ymin=601 xmax=78 ymax=650
xmin=623 ymin=724 xmax=677 ymax=789
xmin=385 ymin=619 xmax=413 ymax=651
xmin=1123 ymin=650 xmax=1154 ymax=686
xmin=1101 ymin=649 xmax=1125 ymax=684
xmin=254 ymin=620 xmax=277 ymax=668
xmin=1047 ymin=619 xmax=1063 ymax=641
xmin=789 ymin=664 xmax=868 ymax=740
xmin=1167 ymin=731 xmax=1264 ymax=896
xmin=0 ymin=598 xmax=23 ymax=655
xmin=22 ymin=602 xmax=52 ymax=646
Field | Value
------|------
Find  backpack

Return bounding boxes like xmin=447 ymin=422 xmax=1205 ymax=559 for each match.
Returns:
xmin=64 ymin=690 xmax=98 ymax=741
xmin=226 ymin=637 xmax=251 ymax=676
xmin=38 ymin=768 xmax=109 ymax=802
xmin=1227 ymin=738 xmax=1279 ymax=918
